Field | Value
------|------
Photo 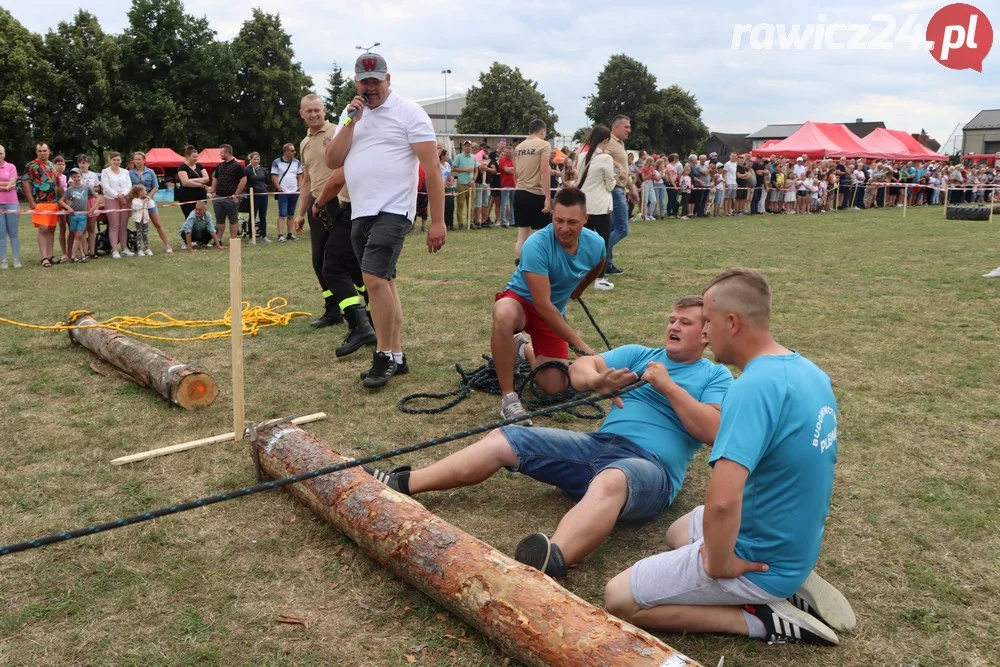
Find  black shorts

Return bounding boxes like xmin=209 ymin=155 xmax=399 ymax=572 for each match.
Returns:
xmin=514 ymin=190 xmax=549 ymax=230
xmin=350 ymin=211 xmax=410 ymax=280
xmin=735 ymin=186 xmax=749 ymax=201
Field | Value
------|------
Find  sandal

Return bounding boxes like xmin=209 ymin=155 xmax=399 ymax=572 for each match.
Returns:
xmin=60 ymin=255 xmax=71 ymax=264
xmin=49 ymin=256 xmax=62 ymax=265
xmin=41 ymin=257 xmax=52 ymax=268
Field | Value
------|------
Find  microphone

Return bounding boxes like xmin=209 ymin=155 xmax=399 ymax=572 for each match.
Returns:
xmin=343 ymin=95 xmax=368 ymax=126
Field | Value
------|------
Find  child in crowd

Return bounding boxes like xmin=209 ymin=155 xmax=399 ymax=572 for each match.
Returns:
xmin=128 ymin=184 xmax=153 ymax=256
xmin=59 ymin=168 xmax=97 ymax=263
xmin=783 ymin=174 xmax=797 ymax=214
xmin=713 ymin=172 xmax=725 ymax=217
xmin=679 ymin=166 xmax=692 ymax=220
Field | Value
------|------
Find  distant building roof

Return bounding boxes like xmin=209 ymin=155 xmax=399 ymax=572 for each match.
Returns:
xmin=749 ymin=121 xmax=885 ymax=140
xmin=964 ymin=109 xmax=1000 ymax=130
xmin=704 ymin=132 xmax=752 ymax=155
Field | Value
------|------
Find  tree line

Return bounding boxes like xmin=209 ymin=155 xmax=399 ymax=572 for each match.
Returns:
xmin=1 ymin=2 xmax=709 ymax=168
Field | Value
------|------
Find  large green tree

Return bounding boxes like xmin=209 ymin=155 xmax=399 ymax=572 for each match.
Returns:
xmin=40 ymin=11 xmax=123 ymax=161
xmin=116 ymin=0 xmax=237 ymax=156
xmin=325 ymin=62 xmax=356 ymax=121
xmin=0 ymin=9 xmax=49 ymax=164
xmin=230 ymin=9 xmax=313 ymax=157
xmin=584 ymin=55 xmax=707 ymax=154
xmin=455 ymin=63 xmax=558 ymax=139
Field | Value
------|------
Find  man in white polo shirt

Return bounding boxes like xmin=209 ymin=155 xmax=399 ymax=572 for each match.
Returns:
xmin=327 ymin=52 xmax=446 ymax=389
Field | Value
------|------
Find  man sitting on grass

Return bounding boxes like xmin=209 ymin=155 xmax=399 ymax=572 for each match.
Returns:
xmin=605 ymin=268 xmax=856 ymax=647
xmin=364 ymin=294 xmax=733 ymax=577
xmin=179 ymin=201 xmax=223 ymax=252
xmin=491 ymin=187 xmax=606 ymax=423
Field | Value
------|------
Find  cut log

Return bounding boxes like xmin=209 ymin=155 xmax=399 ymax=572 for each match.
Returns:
xmin=253 ymin=423 xmax=701 ymax=667
xmin=68 ymin=311 xmax=219 ymax=410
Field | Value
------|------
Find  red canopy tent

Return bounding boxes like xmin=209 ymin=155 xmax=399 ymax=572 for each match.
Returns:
xmin=750 ymin=122 xmax=893 ymax=160
xmin=884 ymin=129 xmax=950 ymax=161
xmin=756 ymin=139 xmax=782 ymax=152
xmin=197 ymin=148 xmax=245 ymax=170
xmin=143 ymin=147 xmax=185 ymax=171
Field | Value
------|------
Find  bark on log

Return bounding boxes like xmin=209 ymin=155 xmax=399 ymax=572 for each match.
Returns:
xmin=68 ymin=312 xmax=219 ymax=410
xmin=254 ymin=423 xmax=701 ymax=667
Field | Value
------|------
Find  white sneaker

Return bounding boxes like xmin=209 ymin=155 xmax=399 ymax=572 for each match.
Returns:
xmin=146 ymin=248 xmax=154 ymax=256
xmin=180 ymin=242 xmax=187 ymax=250
xmin=137 ymin=249 xmax=147 ymax=257
xmin=122 ymin=249 xmax=135 ymax=257
xmin=593 ymin=278 xmax=614 ymax=291
xmin=112 ymin=250 xmax=121 ymax=259
xmin=261 ymin=237 xmax=271 ymax=244
xmin=0 ymin=260 xmax=7 ymax=270
xmin=12 ymin=259 xmax=21 ymax=269
xmin=983 ymin=267 xmax=1000 ymax=278
xmin=165 ymin=247 xmax=173 ymax=254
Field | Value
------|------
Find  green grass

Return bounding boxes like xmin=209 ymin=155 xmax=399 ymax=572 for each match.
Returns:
xmin=1 ymin=205 xmax=999 ymax=666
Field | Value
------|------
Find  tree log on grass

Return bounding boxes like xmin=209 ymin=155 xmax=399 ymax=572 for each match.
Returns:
xmin=68 ymin=311 xmax=219 ymax=410
xmin=253 ymin=422 xmax=701 ymax=667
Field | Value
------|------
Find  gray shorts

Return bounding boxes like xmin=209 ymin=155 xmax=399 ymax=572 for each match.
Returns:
xmin=213 ymin=197 xmax=239 ymax=225
xmin=476 ymin=183 xmax=491 ymax=208
xmin=724 ymin=188 xmax=737 ymax=199
xmin=629 ymin=505 xmax=781 ymax=608
xmin=351 ymin=211 xmax=410 ymax=280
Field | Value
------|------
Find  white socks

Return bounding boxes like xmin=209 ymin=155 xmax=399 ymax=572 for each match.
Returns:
xmin=742 ymin=609 xmax=766 ymax=639
xmin=392 ymin=352 xmax=404 ymax=364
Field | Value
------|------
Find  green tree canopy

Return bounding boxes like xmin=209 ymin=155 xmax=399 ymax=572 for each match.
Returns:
xmin=585 ymin=54 xmax=707 ymax=155
xmin=325 ymin=62 xmax=356 ymax=121
xmin=230 ymin=9 xmax=313 ymax=158
xmin=455 ymin=63 xmax=558 ymax=139
xmin=0 ymin=9 xmax=49 ymax=164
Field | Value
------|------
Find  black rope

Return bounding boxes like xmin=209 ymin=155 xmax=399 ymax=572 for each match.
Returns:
xmin=398 ymin=356 xmax=603 ymax=419
xmin=0 ymin=380 xmax=647 ymax=557
xmin=576 ymin=297 xmax=613 ymax=351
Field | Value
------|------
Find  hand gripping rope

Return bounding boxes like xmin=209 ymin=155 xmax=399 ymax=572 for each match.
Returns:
xmin=397 ymin=298 xmax=614 ymax=417
xmin=0 ymin=380 xmax=645 ymax=557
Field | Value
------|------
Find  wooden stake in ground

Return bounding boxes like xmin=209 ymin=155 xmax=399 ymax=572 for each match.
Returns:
xmin=68 ymin=312 xmax=218 ymax=410
xmin=253 ymin=423 xmax=701 ymax=667
xmin=230 ymin=240 xmax=245 ymax=440
xmin=903 ymin=182 xmax=908 ymax=219
xmin=249 ymin=188 xmax=257 ymax=245
xmin=109 ymin=412 xmax=327 ymax=465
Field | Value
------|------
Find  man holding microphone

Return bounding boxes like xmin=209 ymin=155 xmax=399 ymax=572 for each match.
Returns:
xmin=327 ymin=52 xmax=446 ymax=389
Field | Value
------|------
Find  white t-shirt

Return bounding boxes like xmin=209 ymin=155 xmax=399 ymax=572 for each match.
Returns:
xmin=793 ymin=163 xmax=807 ymax=177
xmin=80 ymin=170 xmax=100 ymax=190
xmin=339 ymin=90 xmax=436 ymax=221
xmin=270 ymin=157 xmax=302 ymax=193
xmin=723 ymin=161 xmax=737 ymax=186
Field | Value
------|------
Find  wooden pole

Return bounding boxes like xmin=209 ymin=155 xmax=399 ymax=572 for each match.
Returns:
xmin=110 ymin=413 xmax=327 ymax=465
xmin=68 ymin=313 xmax=218 ymax=410
xmin=902 ymin=182 xmax=907 ymax=218
xmin=944 ymin=184 xmax=950 ymax=218
xmin=230 ymin=240 xmax=245 ymax=441
xmin=253 ymin=423 xmax=700 ymax=667
xmin=249 ymin=188 xmax=257 ymax=245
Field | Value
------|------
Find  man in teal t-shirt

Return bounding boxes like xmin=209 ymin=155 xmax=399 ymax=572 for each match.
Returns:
xmin=363 ymin=288 xmax=732 ymax=579
xmin=606 ymin=268 xmax=856 ymax=648
xmin=451 ymin=140 xmax=478 ymax=229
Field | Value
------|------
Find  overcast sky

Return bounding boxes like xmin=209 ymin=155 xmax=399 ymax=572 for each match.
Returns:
xmin=10 ymin=1 xmax=997 ymax=147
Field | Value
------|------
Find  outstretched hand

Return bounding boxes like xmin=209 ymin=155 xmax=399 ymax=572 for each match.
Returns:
xmin=591 ymin=367 xmax=638 ymax=409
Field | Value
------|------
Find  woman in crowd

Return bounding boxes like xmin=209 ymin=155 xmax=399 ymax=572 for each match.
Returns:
xmin=439 ymin=147 xmax=455 ymax=230
xmin=176 ymin=146 xmax=210 ymax=219
xmin=76 ymin=154 xmax=102 ymax=259
xmin=244 ymin=152 xmax=270 ymax=242
xmin=0 ymin=145 xmax=20 ymax=269
xmin=129 ymin=151 xmax=173 ymax=253
xmin=576 ymin=125 xmax=615 ymax=291
xmin=100 ymin=151 xmax=133 ymax=258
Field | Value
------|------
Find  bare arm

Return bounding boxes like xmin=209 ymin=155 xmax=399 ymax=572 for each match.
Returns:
xmin=294 ymin=170 xmax=312 ymax=221
xmin=523 ymin=272 xmax=590 ymax=353
xmin=314 ymin=169 xmax=345 ymax=209
xmin=540 ymin=158 xmax=552 ymax=211
xmin=414 ymin=141 xmax=445 ymax=252
xmin=234 ymin=176 xmax=247 ymax=198
xmin=570 ymin=261 xmax=605 ymax=300
xmin=271 ymin=174 xmax=281 ymax=191
xmin=701 ymin=460 xmax=768 ymax=579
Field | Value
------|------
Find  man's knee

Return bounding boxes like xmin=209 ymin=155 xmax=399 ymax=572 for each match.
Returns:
xmin=534 ymin=366 xmax=569 ymax=395
xmin=363 ymin=272 xmax=390 ymax=293
xmin=586 ymin=467 xmax=629 ymax=504
xmin=604 ymin=568 xmax=640 ymax=621
xmin=664 ymin=512 xmax=692 ymax=550
xmin=491 ymin=300 xmax=523 ymax=333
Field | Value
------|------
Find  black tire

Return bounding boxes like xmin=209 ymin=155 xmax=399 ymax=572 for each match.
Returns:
xmin=946 ymin=205 xmax=991 ymax=221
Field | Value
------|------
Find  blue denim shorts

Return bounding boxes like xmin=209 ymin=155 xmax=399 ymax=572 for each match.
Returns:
xmin=277 ymin=193 xmax=299 ymax=218
xmin=500 ymin=426 xmax=672 ymax=522
xmin=69 ymin=213 xmax=88 ymax=233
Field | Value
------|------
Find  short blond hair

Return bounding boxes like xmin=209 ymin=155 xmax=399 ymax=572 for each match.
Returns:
xmin=703 ymin=268 xmax=771 ymax=326
xmin=672 ymin=295 xmax=704 ymax=311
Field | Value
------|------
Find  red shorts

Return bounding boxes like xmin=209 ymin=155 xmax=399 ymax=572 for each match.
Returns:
xmin=495 ymin=289 xmax=569 ymax=360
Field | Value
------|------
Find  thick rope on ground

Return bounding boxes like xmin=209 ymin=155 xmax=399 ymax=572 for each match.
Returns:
xmin=398 ymin=355 xmax=605 ymax=420
xmin=0 ymin=297 xmax=311 ymax=342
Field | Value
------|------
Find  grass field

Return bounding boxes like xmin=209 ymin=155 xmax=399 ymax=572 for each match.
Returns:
xmin=1 ymin=204 xmax=998 ymax=666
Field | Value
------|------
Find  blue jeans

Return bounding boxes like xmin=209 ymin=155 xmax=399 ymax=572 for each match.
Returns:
xmin=501 ymin=426 xmax=673 ymax=521
xmin=0 ymin=203 xmax=20 ymax=260
xmin=655 ymin=183 xmax=667 ymax=217
xmin=642 ymin=182 xmax=657 ymax=216
xmin=609 ymin=187 xmax=628 ymax=268
xmin=499 ymin=189 xmax=515 ymax=226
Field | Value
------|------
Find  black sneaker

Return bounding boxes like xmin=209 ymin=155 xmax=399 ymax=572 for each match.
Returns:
xmin=362 ymin=465 xmax=412 ymax=495
xmin=605 ymin=265 xmax=624 ymax=275
xmin=361 ymin=351 xmax=397 ymax=389
xmin=287 ymin=233 xmax=299 ymax=241
xmin=788 ymin=571 xmax=857 ymax=632
xmin=514 ymin=533 xmax=568 ymax=578
xmin=361 ymin=353 xmax=409 ymax=379
xmin=742 ymin=600 xmax=839 ymax=646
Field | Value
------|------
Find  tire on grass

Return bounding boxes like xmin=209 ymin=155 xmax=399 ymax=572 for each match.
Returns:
xmin=946 ymin=205 xmax=992 ymax=221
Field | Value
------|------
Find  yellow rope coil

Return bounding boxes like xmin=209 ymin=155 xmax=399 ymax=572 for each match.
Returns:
xmin=0 ymin=298 xmax=311 ymax=342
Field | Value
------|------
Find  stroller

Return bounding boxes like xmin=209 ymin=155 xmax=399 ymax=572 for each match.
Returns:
xmin=94 ymin=213 xmax=138 ymax=256
xmin=237 ymin=195 xmax=263 ymax=239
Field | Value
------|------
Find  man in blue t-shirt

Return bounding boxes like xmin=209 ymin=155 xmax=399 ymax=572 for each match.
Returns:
xmin=606 ymin=268 xmax=856 ymax=648
xmin=364 ymin=292 xmax=733 ymax=578
xmin=493 ymin=187 xmax=605 ymax=422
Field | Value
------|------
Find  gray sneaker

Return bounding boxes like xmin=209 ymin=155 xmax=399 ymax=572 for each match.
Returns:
xmin=500 ymin=394 xmax=532 ymax=426
xmin=513 ymin=333 xmax=530 ymax=362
